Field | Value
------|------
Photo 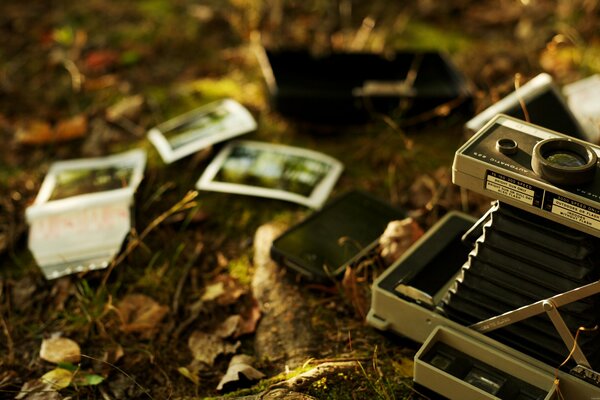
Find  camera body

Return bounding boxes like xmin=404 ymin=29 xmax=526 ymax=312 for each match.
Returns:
xmin=368 ymin=115 xmax=600 ymax=398
xmin=454 ymin=114 xmax=600 ymax=238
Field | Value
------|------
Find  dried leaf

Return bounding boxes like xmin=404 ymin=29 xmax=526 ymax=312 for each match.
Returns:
xmin=188 ymin=331 xmax=240 ymax=366
xmin=15 ymin=379 xmax=58 ymax=400
xmin=54 ymin=115 xmax=87 ymax=141
xmin=84 ymin=74 xmax=119 ymax=91
xmin=236 ymin=297 xmax=261 ymax=337
xmin=50 ymin=278 xmax=73 ymax=311
xmin=117 ymin=294 xmax=169 ymax=338
xmin=216 ymin=354 xmax=265 ymax=392
xmin=106 ymin=95 xmax=144 ymax=122
xmin=216 ymin=315 xmax=241 ymax=338
xmin=177 ymin=366 xmax=200 ymax=385
xmin=0 ymin=370 xmax=18 ymax=388
xmin=40 ymin=368 xmax=73 ymax=390
xmin=98 ymin=344 xmax=124 ymax=376
xmin=15 ymin=115 xmax=87 ymax=145
xmin=378 ymin=218 xmax=424 ymax=265
xmin=40 ymin=337 xmax=81 ymax=364
xmin=201 ymin=274 xmax=247 ymax=305
xmin=341 ymin=267 xmax=369 ymax=320
xmin=85 ymin=50 xmax=119 ymax=72
xmin=215 ymin=274 xmax=246 ymax=306
xmin=201 ymin=282 xmax=225 ymax=302
xmin=15 ymin=120 xmax=52 ymax=145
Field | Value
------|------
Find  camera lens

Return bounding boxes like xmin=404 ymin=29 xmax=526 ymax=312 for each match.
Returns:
xmin=544 ymin=150 xmax=587 ymax=168
xmin=532 ymin=138 xmax=597 ymax=186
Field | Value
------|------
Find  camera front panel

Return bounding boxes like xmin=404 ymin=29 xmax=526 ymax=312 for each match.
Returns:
xmin=453 ymin=115 xmax=600 ymax=238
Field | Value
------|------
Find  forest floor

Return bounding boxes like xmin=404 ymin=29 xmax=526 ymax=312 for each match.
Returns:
xmin=1 ymin=0 xmax=599 ymax=399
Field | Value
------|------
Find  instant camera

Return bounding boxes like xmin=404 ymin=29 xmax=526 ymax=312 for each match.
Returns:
xmin=368 ymin=115 xmax=600 ymax=399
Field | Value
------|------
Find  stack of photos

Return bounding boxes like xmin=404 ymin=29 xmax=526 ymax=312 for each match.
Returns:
xmin=26 ymin=150 xmax=146 ymax=279
xmin=564 ymin=75 xmax=600 ymax=144
xmin=148 ymin=98 xmax=257 ymax=163
xmin=196 ymin=141 xmax=343 ymax=209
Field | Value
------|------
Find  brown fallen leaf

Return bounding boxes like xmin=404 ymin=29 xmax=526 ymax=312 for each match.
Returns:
xmin=201 ymin=274 xmax=246 ymax=306
xmin=117 ymin=294 xmax=169 ymax=338
xmin=236 ymin=296 xmax=261 ymax=337
xmin=216 ymin=354 xmax=265 ymax=392
xmin=0 ymin=370 xmax=18 ymax=389
xmin=15 ymin=120 xmax=52 ymax=145
xmin=378 ymin=218 xmax=424 ymax=265
xmin=105 ymin=95 xmax=144 ymax=122
xmin=215 ymin=274 xmax=246 ymax=306
xmin=98 ymin=343 xmax=124 ymax=376
xmin=50 ymin=278 xmax=73 ymax=311
xmin=341 ymin=266 xmax=369 ymax=320
xmin=15 ymin=115 xmax=87 ymax=145
xmin=201 ymin=282 xmax=225 ymax=302
xmin=85 ymin=50 xmax=119 ymax=72
xmin=83 ymin=74 xmax=119 ymax=91
xmin=40 ymin=337 xmax=81 ymax=364
xmin=215 ymin=315 xmax=240 ymax=338
xmin=188 ymin=331 xmax=240 ymax=366
xmin=54 ymin=115 xmax=87 ymax=141
xmin=15 ymin=379 xmax=60 ymax=400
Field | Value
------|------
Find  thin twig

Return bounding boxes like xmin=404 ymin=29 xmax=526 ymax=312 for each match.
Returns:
xmin=0 ymin=314 xmax=14 ymax=365
xmin=514 ymin=73 xmax=530 ymax=123
xmin=172 ymin=243 xmax=204 ymax=312
xmin=99 ymin=191 xmax=198 ymax=290
xmin=62 ymin=59 xmax=84 ymax=92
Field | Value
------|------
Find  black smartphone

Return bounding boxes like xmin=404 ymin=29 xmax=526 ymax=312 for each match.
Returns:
xmin=270 ymin=190 xmax=406 ymax=281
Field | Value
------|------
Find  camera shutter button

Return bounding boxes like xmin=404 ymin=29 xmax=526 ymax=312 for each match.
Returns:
xmin=496 ymin=138 xmax=518 ymax=155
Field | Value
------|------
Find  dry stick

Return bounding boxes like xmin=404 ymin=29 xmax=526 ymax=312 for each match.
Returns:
xmin=0 ymin=314 xmax=14 ymax=365
xmin=172 ymin=243 xmax=204 ymax=312
xmin=514 ymin=73 xmax=531 ymax=123
xmin=400 ymin=95 xmax=469 ymax=127
xmin=99 ymin=191 xmax=199 ymax=290
xmin=62 ymin=59 xmax=84 ymax=92
xmin=553 ymin=325 xmax=598 ymax=400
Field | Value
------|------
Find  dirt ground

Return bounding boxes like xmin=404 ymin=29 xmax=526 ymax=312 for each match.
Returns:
xmin=1 ymin=1 xmax=599 ymax=399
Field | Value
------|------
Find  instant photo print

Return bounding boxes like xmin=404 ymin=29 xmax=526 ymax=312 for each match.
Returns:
xmin=26 ymin=150 xmax=146 ymax=279
xmin=257 ymin=48 xmax=472 ymax=124
xmin=465 ymin=73 xmax=587 ymax=141
xmin=270 ymin=190 xmax=406 ymax=281
xmin=148 ymin=98 xmax=256 ymax=163
xmin=564 ymin=74 xmax=600 ymax=144
xmin=368 ymin=115 xmax=600 ymax=398
xmin=195 ymin=140 xmax=343 ymax=209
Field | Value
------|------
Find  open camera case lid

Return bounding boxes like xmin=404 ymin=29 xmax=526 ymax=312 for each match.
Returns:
xmin=465 ymin=73 xmax=588 ymax=141
xmin=257 ymin=48 xmax=473 ymax=124
xmin=367 ymin=211 xmax=600 ymax=399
